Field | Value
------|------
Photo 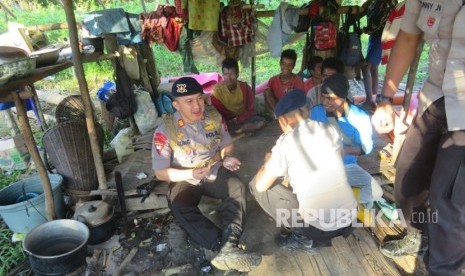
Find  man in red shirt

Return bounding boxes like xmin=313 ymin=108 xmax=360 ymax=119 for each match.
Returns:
xmin=263 ymin=49 xmax=305 ymax=115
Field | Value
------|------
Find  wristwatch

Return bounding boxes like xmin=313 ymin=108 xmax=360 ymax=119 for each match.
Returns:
xmin=376 ymin=94 xmax=394 ymax=104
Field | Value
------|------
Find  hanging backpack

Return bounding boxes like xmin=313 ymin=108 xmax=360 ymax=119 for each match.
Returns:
xmin=295 ymin=2 xmax=315 ymax=33
xmin=338 ymin=7 xmax=363 ymax=66
xmin=310 ymin=1 xmax=339 ymax=51
xmin=155 ymin=91 xmax=175 ymax=116
xmin=313 ymin=21 xmax=338 ymax=50
xmin=365 ymin=0 xmax=398 ymax=36
xmin=106 ymin=59 xmax=137 ymax=119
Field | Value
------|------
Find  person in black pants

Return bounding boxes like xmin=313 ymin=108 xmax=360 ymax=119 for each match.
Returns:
xmin=152 ymin=77 xmax=261 ymax=272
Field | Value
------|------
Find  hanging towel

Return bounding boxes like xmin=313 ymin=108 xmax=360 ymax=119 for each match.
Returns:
xmin=188 ymin=0 xmax=220 ymax=31
xmin=267 ymin=2 xmax=300 ymax=57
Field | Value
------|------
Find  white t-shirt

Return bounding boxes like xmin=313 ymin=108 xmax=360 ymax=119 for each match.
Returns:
xmin=266 ymin=119 xmax=357 ymax=231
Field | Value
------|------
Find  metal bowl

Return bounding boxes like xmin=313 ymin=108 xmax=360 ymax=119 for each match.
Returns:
xmin=31 ymin=46 xmax=60 ymax=67
xmin=0 ymin=57 xmax=37 ymax=82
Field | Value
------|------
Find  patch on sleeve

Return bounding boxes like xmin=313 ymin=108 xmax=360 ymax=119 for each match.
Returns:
xmin=154 ymin=132 xmax=167 ymax=155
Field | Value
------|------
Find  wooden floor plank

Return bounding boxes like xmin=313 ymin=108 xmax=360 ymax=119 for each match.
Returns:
xmin=113 ymin=123 xmax=431 ymax=276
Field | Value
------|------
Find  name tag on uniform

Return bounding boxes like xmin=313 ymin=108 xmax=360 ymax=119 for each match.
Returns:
xmin=417 ymin=0 xmax=444 ymax=33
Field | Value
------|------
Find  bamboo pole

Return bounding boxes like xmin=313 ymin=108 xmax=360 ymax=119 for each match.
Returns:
xmin=11 ymin=92 xmax=55 ymax=220
xmin=63 ymin=0 xmax=107 ymax=190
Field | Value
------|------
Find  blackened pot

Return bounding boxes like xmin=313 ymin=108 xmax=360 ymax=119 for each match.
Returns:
xmin=23 ymin=219 xmax=89 ymax=276
xmin=74 ymin=200 xmax=114 ymax=245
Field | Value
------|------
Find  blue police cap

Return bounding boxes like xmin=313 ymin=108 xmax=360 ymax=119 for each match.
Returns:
xmin=274 ymin=89 xmax=307 ymax=118
xmin=171 ymin=77 xmax=204 ymax=97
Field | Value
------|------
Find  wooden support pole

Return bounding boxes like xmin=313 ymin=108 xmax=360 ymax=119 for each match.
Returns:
xmin=250 ymin=0 xmax=256 ymax=94
xmin=12 ymin=92 xmax=55 ymax=220
xmin=402 ymin=39 xmax=425 ymax=124
xmin=29 ymin=85 xmax=49 ymax=130
xmin=63 ymin=0 xmax=107 ymax=190
xmin=0 ymin=1 xmax=16 ymax=19
xmin=3 ymin=109 xmax=20 ymax=136
xmin=97 ymin=0 xmax=106 ymax=10
xmin=140 ymin=0 xmax=147 ymax=13
xmin=138 ymin=43 xmax=160 ymax=99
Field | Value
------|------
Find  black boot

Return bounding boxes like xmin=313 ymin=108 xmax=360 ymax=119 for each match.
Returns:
xmin=380 ymin=231 xmax=428 ymax=258
xmin=211 ymin=224 xmax=262 ymax=272
xmin=277 ymin=230 xmax=316 ymax=252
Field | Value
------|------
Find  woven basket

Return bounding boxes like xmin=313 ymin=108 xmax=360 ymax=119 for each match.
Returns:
xmin=55 ymin=95 xmax=86 ymax=123
xmin=42 ymin=120 xmax=104 ymax=192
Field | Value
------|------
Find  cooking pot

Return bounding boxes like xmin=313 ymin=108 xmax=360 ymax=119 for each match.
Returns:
xmin=81 ymin=37 xmax=104 ymax=53
xmin=74 ymin=200 xmax=114 ymax=245
xmin=23 ymin=219 xmax=89 ymax=275
xmin=30 ymin=46 xmax=61 ymax=67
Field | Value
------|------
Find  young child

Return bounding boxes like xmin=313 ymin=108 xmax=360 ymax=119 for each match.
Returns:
xmin=304 ymin=56 xmax=323 ymax=93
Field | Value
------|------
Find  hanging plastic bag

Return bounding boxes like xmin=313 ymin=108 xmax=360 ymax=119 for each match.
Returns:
xmin=110 ymin=127 xmax=134 ymax=163
xmin=133 ymin=86 xmax=161 ymax=135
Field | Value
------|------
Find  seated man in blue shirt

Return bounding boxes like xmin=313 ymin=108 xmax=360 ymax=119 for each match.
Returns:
xmin=310 ymin=74 xmax=383 ymax=209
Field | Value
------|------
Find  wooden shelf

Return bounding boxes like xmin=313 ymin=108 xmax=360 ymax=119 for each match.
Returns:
xmin=0 ymin=61 xmax=73 ymax=96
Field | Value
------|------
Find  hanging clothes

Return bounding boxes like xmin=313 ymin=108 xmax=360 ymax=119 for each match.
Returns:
xmin=188 ymin=0 xmax=220 ymax=31
xmin=164 ymin=17 xmax=183 ymax=51
xmin=266 ymin=2 xmax=300 ymax=57
xmin=140 ymin=6 xmax=168 ymax=45
xmin=178 ymin=27 xmax=200 ymax=74
xmin=140 ymin=5 xmax=183 ymax=51
xmin=219 ymin=5 xmax=255 ymax=47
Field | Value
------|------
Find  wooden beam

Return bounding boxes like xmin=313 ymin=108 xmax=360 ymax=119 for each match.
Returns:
xmin=12 ymin=91 xmax=56 ymax=220
xmin=63 ymin=0 xmax=107 ymax=190
xmin=255 ymin=6 xmax=365 ymax=18
xmin=0 ymin=89 xmax=33 ymax=103
xmin=25 ymin=23 xmax=81 ymax=32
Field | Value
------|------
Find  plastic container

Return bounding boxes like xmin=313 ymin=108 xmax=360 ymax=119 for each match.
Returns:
xmin=97 ymin=81 xmax=116 ymax=102
xmin=0 ymin=174 xmax=65 ymax=233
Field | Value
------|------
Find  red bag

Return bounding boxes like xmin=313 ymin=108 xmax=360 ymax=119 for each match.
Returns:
xmin=314 ymin=22 xmax=337 ymax=50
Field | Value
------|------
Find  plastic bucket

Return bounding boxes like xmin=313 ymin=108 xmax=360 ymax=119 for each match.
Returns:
xmin=0 ymin=174 xmax=65 ymax=233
